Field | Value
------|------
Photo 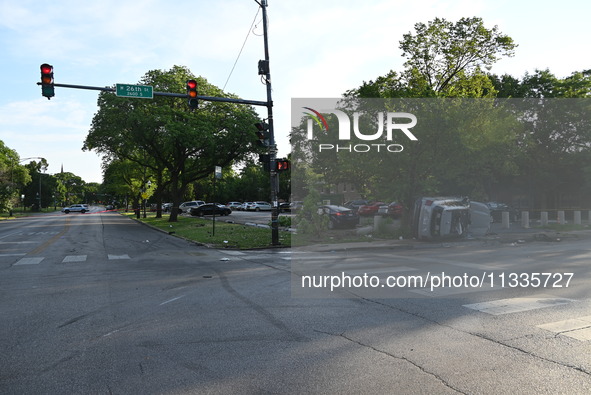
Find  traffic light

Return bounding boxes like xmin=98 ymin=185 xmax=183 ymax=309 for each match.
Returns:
xmin=259 ymin=154 xmax=270 ymax=172
xmin=186 ymin=79 xmax=198 ymax=109
xmin=40 ymin=63 xmax=54 ymax=99
xmin=254 ymin=122 xmax=270 ymax=146
xmin=276 ymin=158 xmax=290 ymax=172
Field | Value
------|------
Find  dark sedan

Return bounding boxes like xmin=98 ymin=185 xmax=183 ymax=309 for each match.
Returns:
xmin=190 ymin=203 xmax=231 ymax=217
xmin=319 ymin=205 xmax=359 ymax=229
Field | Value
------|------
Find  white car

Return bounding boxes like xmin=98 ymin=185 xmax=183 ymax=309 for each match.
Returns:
xmin=226 ymin=202 xmax=242 ymax=210
xmin=62 ymin=204 xmax=88 ymax=214
xmin=179 ymin=201 xmax=205 ymax=213
xmin=239 ymin=202 xmax=254 ymax=211
xmin=248 ymin=201 xmax=272 ymax=212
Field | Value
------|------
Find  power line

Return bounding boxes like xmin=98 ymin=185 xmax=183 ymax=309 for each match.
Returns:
xmin=223 ymin=8 xmax=261 ymax=91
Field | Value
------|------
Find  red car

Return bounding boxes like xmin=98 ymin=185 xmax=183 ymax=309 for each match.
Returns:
xmin=357 ymin=202 xmax=385 ymax=216
xmin=379 ymin=202 xmax=404 ymax=218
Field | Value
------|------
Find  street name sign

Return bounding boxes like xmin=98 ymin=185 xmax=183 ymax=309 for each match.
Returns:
xmin=116 ymin=83 xmax=153 ymax=99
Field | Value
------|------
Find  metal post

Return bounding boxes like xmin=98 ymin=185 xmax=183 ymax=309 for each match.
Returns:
xmin=260 ymin=0 xmax=279 ymax=245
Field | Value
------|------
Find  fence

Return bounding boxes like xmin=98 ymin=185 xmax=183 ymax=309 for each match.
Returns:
xmin=500 ymin=209 xmax=591 ymax=229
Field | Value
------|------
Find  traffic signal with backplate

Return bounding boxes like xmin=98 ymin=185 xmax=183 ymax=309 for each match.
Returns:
xmin=40 ymin=63 xmax=54 ymax=99
xmin=259 ymin=154 xmax=270 ymax=172
xmin=254 ymin=122 xmax=270 ymax=146
xmin=186 ymin=79 xmax=198 ymax=109
xmin=276 ymin=158 xmax=289 ymax=172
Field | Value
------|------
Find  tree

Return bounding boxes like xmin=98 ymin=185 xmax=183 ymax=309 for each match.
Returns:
xmin=399 ymin=17 xmax=517 ymax=95
xmin=84 ymin=66 xmax=260 ymax=222
xmin=489 ymin=70 xmax=591 ymax=209
xmin=0 ymin=141 xmax=31 ymax=213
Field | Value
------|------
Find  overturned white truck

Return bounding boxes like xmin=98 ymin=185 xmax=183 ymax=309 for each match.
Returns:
xmin=412 ymin=197 xmax=491 ymax=241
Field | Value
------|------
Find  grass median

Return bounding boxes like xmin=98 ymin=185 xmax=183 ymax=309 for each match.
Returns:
xmin=126 ymin=212 xmax=291 ymax=249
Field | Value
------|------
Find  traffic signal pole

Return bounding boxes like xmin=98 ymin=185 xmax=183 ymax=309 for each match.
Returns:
xmin=258 ymin=0 xmax=280 ymax=246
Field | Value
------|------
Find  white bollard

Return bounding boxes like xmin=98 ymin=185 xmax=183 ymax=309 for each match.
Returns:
xmin=574 ymin=211 xmax=582 ymax=225
xmin=541 ymin=212 xmax=549 ymax=226
xmin=502 ymin=211 xmax=510 ymax=229
xmin=558 ymin=211 xmax=566 ymax=225
xmin=373 ymin=215 xmax=384 ymax=232
xmin=521 ymin=211 xmax=530 ymax=229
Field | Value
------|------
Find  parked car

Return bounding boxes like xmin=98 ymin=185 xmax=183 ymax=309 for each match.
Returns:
xmin=62 ymin=204 xmax=88 ymax=214
xmin=289 ymin=201 xmax=304 ymax=212
xmin=162 ymin=203 xmax=173 ymax=212
xmin=190 ymin=203 xmax=231 ymax=216
xmin=486 ymin=201 xmax=520 ymax=223
xmin=344 ymin=199 xmax=369 ymax=213
xmin=226 ymin=202 xmax=242 ymax=210
xmin=412 ymin=197 xmax=491 ymax=240
xmin=319 ymin=205 xmax=359 ymax=229
xmin=357 ymin=202 xmax=385 ymax=216
xmin=279 ymin=202 xmax=291 ymax=212
xmin=378 ymin=202 xmax=404 ymax=218
xmin=248 ymin=201 xmax=272 ymax=211
xmin=239 ymin=202 xmax=254 ymax=211
xmin=179 ymin=200 xmax=205 ymax=213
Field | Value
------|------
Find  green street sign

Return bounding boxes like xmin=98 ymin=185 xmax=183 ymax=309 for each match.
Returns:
xmin=115 ymin=83 xmax=153 ymax=99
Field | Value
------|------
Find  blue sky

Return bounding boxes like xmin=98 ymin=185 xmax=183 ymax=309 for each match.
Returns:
xmin=1 ymin=0 xmax=590 ymax=183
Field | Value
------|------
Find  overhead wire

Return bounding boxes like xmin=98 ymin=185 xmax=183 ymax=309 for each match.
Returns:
xmin=222 ymin=7 xmax=262 ymax=91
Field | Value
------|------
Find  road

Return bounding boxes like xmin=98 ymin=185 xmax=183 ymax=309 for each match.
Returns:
xmin=1 ymin=208 xmax=590 ymax=394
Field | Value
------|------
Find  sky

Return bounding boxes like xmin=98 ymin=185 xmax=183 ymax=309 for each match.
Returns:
xmin=1 ymin=0 xmax=590 ymax=183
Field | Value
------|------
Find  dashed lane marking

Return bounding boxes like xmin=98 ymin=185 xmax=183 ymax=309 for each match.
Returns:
xmin=219 ymin=250 xmax=246 ymax=256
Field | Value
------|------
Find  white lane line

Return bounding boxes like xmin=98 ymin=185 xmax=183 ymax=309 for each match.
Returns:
xmin=159 ymin=295 xmax=185 ymax=306
xmin=463 ymin=297 xmax=575 ymax=315
xmin=14 ymin=257 xmax=45 ymax=265
xmin=0 ymin=253 xmax=27 ymax=257
xmin=108 ymin=254 xmax=130 ymax=260
xmin=62 ymin=255 xmax=87 ymax=263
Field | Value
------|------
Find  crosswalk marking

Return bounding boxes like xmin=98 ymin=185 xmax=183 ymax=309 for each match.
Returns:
xmin=412 ymin=285 xmax=499 ymax=297
xmin=62 ymin=255 xmax=87 ymax=263
xmin=463 ymin=297 xmax=575 ymax=315
xmin=8 ymin=254 xmax=133 ymax=266
xmin=14 ymin=257 xmax=44 ymax=265
xmin=108 ymin=254 xmax=130 ymax=260
xmin=537 ymin=316 xmax=591 ymax=341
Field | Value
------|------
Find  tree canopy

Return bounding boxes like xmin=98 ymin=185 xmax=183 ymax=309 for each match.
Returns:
xmin=84 ymin=65 xmax=261 ymax=221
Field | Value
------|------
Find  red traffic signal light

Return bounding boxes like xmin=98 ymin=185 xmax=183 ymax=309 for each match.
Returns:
xmin=276 ymin=158 xmax=290 ymax=172
xmin=186 ymin=79 xmax=198 ymax=109
xmin=254 ymin=122 xmax=270 ymax=146
xmin=40 ymin=63 xmax=54 ymax=99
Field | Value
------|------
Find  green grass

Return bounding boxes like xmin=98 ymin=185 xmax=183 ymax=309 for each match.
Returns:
xmin=128 ymin=213 xmax=291 ymax=249
xmin=0 ymin=207 xmax=58 ymax=220
xmin=537 ymin=223 xmax=590 ymax=232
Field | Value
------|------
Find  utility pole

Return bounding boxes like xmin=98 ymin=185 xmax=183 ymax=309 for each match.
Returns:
xmin=258 ymin=0 xmax=280 ymax=245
